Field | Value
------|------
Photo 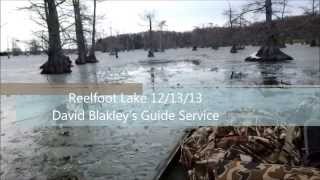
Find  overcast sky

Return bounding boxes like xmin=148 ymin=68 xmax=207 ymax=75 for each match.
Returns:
xmin=0 ymin=0 xmax=309 ymax=51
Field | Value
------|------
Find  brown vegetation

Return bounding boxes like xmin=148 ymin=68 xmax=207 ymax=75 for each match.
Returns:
xmin=96 ymin=15 xmax=320 ymax=52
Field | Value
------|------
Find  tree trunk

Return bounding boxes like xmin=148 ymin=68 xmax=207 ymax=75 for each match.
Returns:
xmin=309 ymin=0 xmax=318 ymax=47
xmin=73 ymin=0 xmax=87 ymax=65
xmin=87 ymin=0 xmax=98 ymax=63
xmin=281 ymin=0 xmax=287 ymax=20
xmin=148 ymin=17 xmax=154 ymax=57
xmin=266 ymin=0 xmax=272 ymax=27
xmin=159 ymin=30 xmax=163 ymax=52
xmin=245 ymin=0 xmax=293 ymax=62
xmin=40 ymin=0 xmax=72 ymax=74
xmin=228 ymin=6 xmax=237 ymax=53
xmin=312 ymin=0 xmax=316 ymax=16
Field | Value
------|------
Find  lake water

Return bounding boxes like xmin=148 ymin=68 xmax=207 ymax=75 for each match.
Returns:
xmin=1 ymin=44 xmax=320 ymax=179
xmin=1 ymin=44 xmax=320 ymax=86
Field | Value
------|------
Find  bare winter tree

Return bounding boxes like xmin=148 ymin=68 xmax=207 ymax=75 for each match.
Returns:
xmin=301 ymin=0 xmax=320 ymax=46
xmin=21 ymin=2 xmax=48 ymax=45
xmin=234 ymin=10 xmax=250 ymax=49
xmin=244 ymin=0 xmax=293 ymax=61
xmin=26 ymin=1 xmax=76 ymax=46
xmin=87 ymin=0 xmax=98 ymax=63
xmin=22 ymin=0 xmax=76 ymax=73
xmin=280 ymin=0 xmax=289 ymax=20
xmin=223 ymin=2 xmax=239 ymax=53
xmin=140 ymin=11 xmax=156 ymax=57
xmin=312 ymin=0 xmax=316 ymax=15
xmin=72 ymin=0 xmax=87 ymax=64
xmin=40 ymin=0 xmax=72 ymax=74
xmin=224 ymin=3 xmax=238 ymax=29
xmin=158 ymin=20 xmax=167 ymax=52
xmin=301 ymin=0 xmax=320 ymax=16
xmin=29 ymin=39 xmax=41 ymax=55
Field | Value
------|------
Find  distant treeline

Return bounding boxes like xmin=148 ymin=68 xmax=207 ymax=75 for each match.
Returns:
xmin=96 ymin=15 xmax=320 ymax=52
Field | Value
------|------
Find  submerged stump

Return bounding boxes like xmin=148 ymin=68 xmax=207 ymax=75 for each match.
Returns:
xmin=310 ymin=39 xmax=317 ymax=47
xmin=192 ymin=46 xmax=197 ymax=51
xmin=245 ymin=45 xmax=293 ymax=62
xmin=41 ymin=0 xmax=72 ymax=74
xmin=211 ymin=45 xmax=219 ymax=50
xmin=148 ymin=50 xmax=154 ymax=57
xmin=75 ymin=56 xmax=87 ymax=65
xmin=237 ymin=45 xmax=245 ymax=50
xmin=40 ymin=54 xmax=72 ymax=74
xmin=230 ymin=45 xmax=238 ymax=53
xmin=86 ymin=54 xmax=98 ymax=63
xmin=75 ymin=58 xmax=87 ymax=65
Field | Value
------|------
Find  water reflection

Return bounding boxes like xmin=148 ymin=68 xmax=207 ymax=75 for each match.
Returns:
xmin=46 ymin=74 xmax=67 ymax=84
xmin=258 ymin=62 xmax=284 ymax=85
xmin=2 ymin=45 xmax=319 ymax=179
xmin=150 ymin=67 xmax=155 ymax=91
xmin=79 ymin=64 xmax=90 ymax=83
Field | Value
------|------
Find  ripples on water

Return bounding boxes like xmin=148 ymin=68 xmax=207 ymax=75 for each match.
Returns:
xmin=1 ymin=44 xmax=319 ymax=179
